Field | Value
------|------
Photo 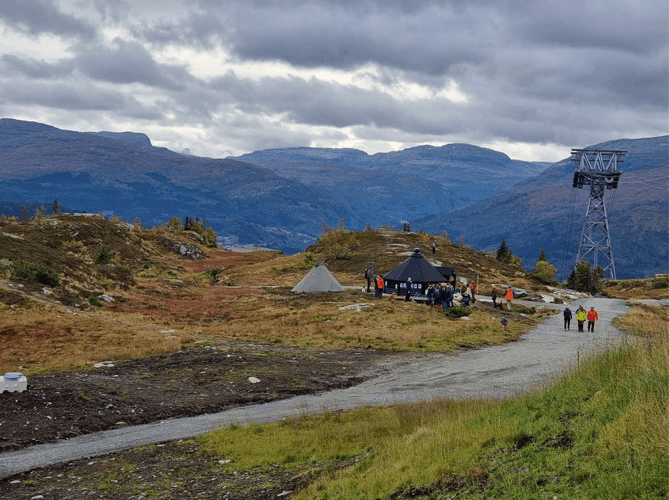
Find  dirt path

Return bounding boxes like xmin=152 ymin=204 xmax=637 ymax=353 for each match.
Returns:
xmin=0 ymin=297 xmax=632 ymax=479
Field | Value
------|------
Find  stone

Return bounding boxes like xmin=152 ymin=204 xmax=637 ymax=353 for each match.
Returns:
xmin=248 ymin=377 xmax=261 ymax=384
xmin=98 ymin=294 xmax=115 ymax=303
xmin=338 ymin=303 xmax=374 ymax=311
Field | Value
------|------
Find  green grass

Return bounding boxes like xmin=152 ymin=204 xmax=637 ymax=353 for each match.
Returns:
xmin=199 ymin=306 xmax=668 ymax=499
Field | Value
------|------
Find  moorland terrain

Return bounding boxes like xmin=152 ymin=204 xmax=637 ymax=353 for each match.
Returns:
xmin=0 ymin=213 xmax=666 ymax=499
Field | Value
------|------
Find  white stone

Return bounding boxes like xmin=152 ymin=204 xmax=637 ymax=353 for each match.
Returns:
xmin=93 ymin=361 xmax=115 ymax=368
xmin=42 ymin=288 xmax=54 ymax=295
xmin=460 ymin=316 xmax=471 ymax=321
xmin=338 ymin=303 xmax=374 ymax=311
xmin=248 ymin=377 xmax=261 ymax=384
xmin=98 ymin=294 xmax=115 ymax=303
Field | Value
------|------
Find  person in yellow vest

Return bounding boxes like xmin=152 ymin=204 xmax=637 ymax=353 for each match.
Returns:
xmin=375 ymin=275 xmax=384 ymax=299
xmin=587 ymin=307 xmax=599 ymax=332
xmin=505 ymin=286 xmax=514 ymax=310
xmin=576 ymin=305 xmax=587 ymax=332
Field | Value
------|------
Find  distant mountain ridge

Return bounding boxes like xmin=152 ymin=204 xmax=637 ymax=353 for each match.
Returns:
xmin=0 ymin=118 xmax=549 ymax=253
xmin=416 ymin=136 xmax=669 ymax=279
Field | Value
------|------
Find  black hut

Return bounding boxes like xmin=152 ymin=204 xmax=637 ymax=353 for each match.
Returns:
xmin=382 ymin=249 xmax=446 ymax=296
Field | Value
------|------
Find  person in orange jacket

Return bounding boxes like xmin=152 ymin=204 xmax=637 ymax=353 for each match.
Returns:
xmin=587 ymin=307 xmax=599 ymax=332
xmin=505 ymin=286 xmax=514 ymax=310
xmin=375 ymin=275 xmax=384 ymax=299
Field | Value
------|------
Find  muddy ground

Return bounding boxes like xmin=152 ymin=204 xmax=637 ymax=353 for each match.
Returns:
xmin=0 ymin=343 xmax=390 ymax=453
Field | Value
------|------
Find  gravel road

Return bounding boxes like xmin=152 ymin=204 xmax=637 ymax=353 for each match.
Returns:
xmin=0 ymin=297 xmax=634 ymax=479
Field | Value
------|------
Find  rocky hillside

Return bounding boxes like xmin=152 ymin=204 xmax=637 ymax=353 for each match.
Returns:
xmin=416 ymin=136 xmax=669 ymax=279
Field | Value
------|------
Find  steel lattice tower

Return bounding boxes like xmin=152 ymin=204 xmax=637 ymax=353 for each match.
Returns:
xmin=571 ymin=149 xmax=626 ymax=279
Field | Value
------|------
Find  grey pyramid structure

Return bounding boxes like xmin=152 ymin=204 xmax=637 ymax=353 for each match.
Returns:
xmin=291 ymin=260 xmax=345 ymax=293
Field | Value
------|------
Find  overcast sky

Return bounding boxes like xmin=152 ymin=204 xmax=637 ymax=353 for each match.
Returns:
xmin=1 ymin=0 xmax=667 ymax=161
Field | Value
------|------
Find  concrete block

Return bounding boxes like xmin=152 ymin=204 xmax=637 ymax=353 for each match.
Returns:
xmin=0 ymin=372 xmax=27 ymax=393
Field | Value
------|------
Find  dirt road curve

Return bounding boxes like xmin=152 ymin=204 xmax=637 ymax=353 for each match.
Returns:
xmin=0 ymin=297 xmax=638 ymax=479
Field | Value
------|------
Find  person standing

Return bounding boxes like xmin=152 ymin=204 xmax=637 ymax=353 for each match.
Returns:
xmin=364 ymin=266 xmax=373 ymax=293
xmin=563 ymin=306 xmax=572 ymax=330
xmin=576 ymin=306 xmax=587 ymax=332
xmin=405 ymin=278 xmax=412 ymax=302
xmin=442 ymin=283 xmax=453 ymax=309
xmin=505 ymin=286 xmax=514 ymax=311
xmin=501 ymin=316 xmax=509 ymax=331
xmin=432 ymin=241 xmax=437 ymax=255
xmin=470 ymin=282 xmax=476 ymax=304
xmin=376 ymin=275 xmax=384 ymax=299
xmin=491 ymin=286 xmax=498 ymax=309
xmin=587 ymin=307 xmax=599 ymax=332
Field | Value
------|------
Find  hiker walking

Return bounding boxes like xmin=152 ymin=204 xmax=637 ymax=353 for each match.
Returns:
xmin=587 ymin=307 xmax=599 ymax=332
xmin=364 ymin=266 xmax=373 ymax=293
xmin=576 ymin=305 xmax=587 ymax=332
xmin=501 ymin=316 xmax=509 ymax=331
xmin=505 ymin=286 xmax=514 ymax=311
xmin=491 ymin=286 xmax=498 ymax=309
xmin=432 ymin=241 xmax=437 ymax=255
xmin=563 ymin=306 xmax=572 ymax=330
xmin=376 ymin=275 xmax=384 ymax=299
xmin=470 ymin=282 xmax=476 ymax=303
xmin=405 ymin=278 xmax=412 ymax=302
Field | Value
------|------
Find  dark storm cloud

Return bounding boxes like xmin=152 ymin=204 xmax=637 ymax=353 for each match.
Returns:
xmin=0 ymin=0 xmax=96 ymax=39
xmin=223 ymin=2 xmax=485 ymax=75
xmin=136 ymin=12 xmax=227 ymax=48
xmin=0 ymin=54 xmax=74 ymax=79
xmin=0 ymin=78 xmax=163 ymax=119
xmin=73 ymin=40 xmax=194 ymax=90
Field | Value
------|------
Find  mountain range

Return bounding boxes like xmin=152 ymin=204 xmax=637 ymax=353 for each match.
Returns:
xmin=0 ymin=118 xmax=546 ymax=253
xmin=0 ymin=119 xmax=666 ymax=278
xmin=416 ymin=136 xmax=669 ymax=279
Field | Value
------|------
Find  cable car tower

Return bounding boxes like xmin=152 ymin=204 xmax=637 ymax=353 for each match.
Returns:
xmin=571 ymin=149 xmax=626 ymax=279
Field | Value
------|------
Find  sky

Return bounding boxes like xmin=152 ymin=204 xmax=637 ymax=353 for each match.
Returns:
xmin=1 ymin=0 xmax=667 ymax=162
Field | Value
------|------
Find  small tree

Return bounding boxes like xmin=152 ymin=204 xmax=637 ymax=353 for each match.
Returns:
xmin=567 ymin=261 xmax=603 ymax=294
xmin=53 ymin=199 xmax=60 ymax=213
xmin=94 ymin=245 xmax=112 ymax=265
xmin=496 ymin=238 xmax=512 ymax=264
xmin=538 ymin=249 xmax=547 ymax=262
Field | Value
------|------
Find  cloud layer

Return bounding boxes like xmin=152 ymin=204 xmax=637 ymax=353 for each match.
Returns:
xmin=0 ymin=0 xmax=667 ymax=160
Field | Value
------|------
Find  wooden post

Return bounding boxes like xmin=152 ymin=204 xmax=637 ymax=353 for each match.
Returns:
xmin=577 ymin=350 xmax=580 ymax=369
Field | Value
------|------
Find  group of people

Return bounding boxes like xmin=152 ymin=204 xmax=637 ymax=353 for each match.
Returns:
xmin=563 ymin=305 xmax=598 ymax=332
xmin=366 ymin=266 xmax=601 ymax=334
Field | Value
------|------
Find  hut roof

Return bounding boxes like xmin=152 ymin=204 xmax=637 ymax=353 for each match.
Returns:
xmin=383 ymin=249 xmax=445 ymax=283
xmin=291 ymin=260 xmax=345 ymax=293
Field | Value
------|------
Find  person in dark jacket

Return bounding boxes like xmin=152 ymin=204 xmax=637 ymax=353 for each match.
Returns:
xmin=491 ymin=286 xmax=498 ymax=309
xmin=433 ymin=285 xmax=442 ymax=308
xmin=405 ymin=278 xmax=412 ymax=302
xmin=443 ymin=284 xmax=454 ymax=308
xmin=563 ymin=306 xmax=572 ymax=330
xmin=364 ymin=266 xmax=373 ymax=293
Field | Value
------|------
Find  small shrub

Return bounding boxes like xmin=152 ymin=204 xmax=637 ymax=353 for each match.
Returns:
xmin=443 ymin=305 xmax=470 ymax=319
xmin=204 ymin=266 xmax=224 ymax=285
xmin=651 ymin=276 xmax=668 ymax=289
xmin=88 ymin=296 xmax=102 ymax=307
xmin=11 ymin=260 xmax=60 ymax=286
xmin=94 ymin=245 xmax=111 ymax=265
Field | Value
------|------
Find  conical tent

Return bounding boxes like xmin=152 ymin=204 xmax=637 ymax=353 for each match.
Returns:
xmin=291 ymin=260 xmax=345 ymax=293
xmin=382 ymin=249 xmax=445 ymax=295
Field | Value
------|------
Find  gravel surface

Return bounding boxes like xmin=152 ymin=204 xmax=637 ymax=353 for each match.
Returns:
xmin=0 ymin=297 xmax=633 ymax=479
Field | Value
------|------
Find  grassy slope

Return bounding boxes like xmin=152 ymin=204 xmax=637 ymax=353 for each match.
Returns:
xmin=0 ymin=218 xmax=555 ymax=374
xmin=199 ymin=304 xmax=668 ymax=499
